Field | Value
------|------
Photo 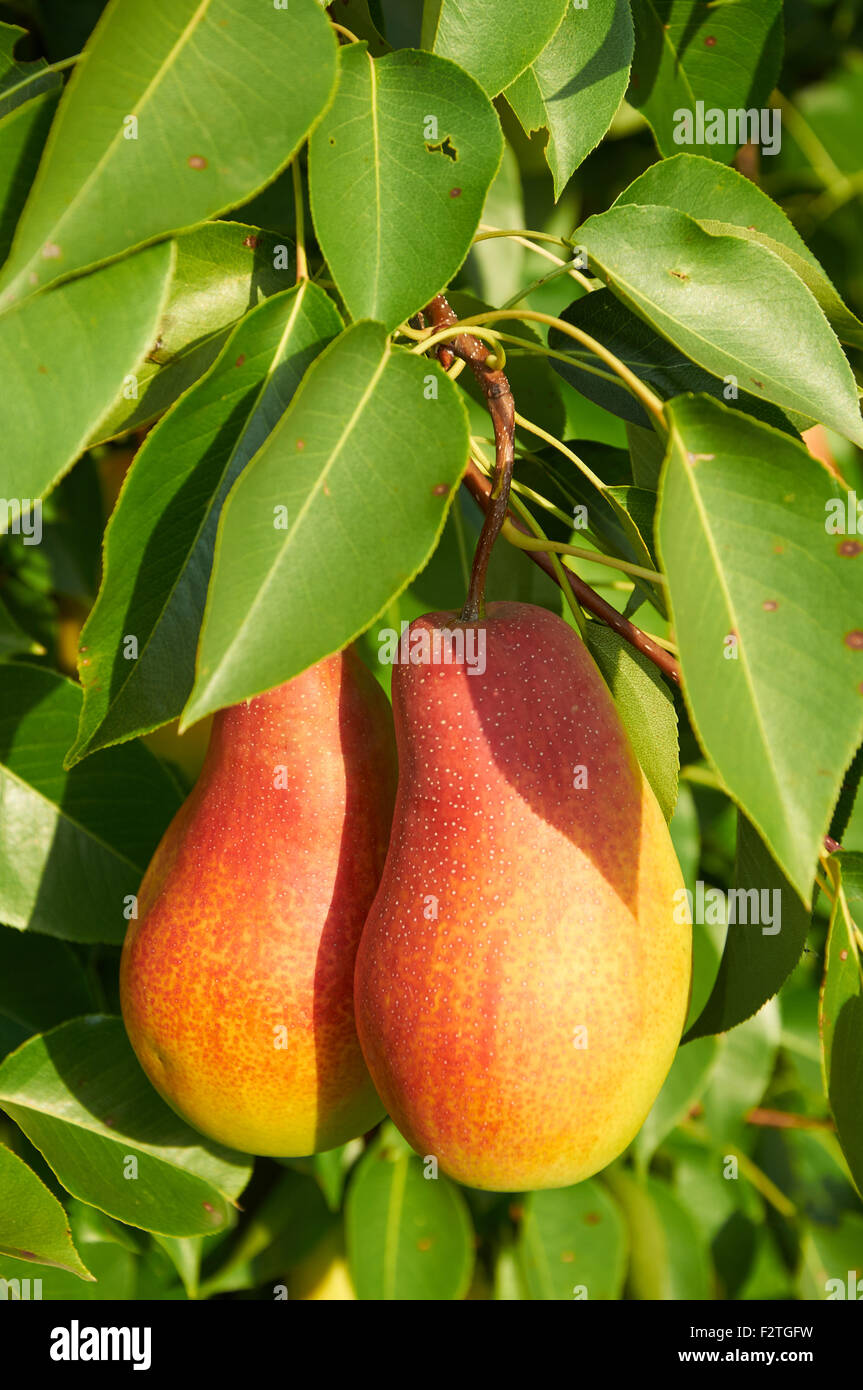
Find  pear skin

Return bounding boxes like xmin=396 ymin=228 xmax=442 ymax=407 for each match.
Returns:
xmin=354 ymin=603 xmax=691 ymax=1191
xmin=121 ymin=650 xmax=396 ymax=1156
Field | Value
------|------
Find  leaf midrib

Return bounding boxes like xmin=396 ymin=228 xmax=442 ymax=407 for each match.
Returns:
xmin=192 ymin=330 xmax=391 ymax=706
xmin=367 ymin=50 xmax=383 ymax=316
xmin=0 ymin=1094 xmax=235 ymax=1193
xmin=382 ymin=1155 xmax=407 ymax=1298
xmin=668 ymin=421 xmax=792 ymax=849
xmin=523 ymin=1211 xmax=556 ymax=1299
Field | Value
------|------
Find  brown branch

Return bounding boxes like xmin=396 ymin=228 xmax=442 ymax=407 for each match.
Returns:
xmin=463 ymin=459 xmax=682 ymax=685
xmin=689 ymin=1102 xmax=834 ymax=1132
xmin=745 ymin=1108 xmax=835 ymax=1132
xmin=733 ymin=140 xmax=761 ymax=187
xmin=422 ymin=293 xmax=682 ymax=684
xmin=423 ymin=293 xmax=515 ymax=620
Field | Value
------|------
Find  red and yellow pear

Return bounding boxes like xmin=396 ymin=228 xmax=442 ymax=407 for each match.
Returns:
xmin=354 ymin=602 xmax=690 ymax=1191
xmin=121 ymin=649 xmax=396 ymax=1155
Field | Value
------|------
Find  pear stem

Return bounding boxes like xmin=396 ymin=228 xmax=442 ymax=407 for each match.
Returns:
xmin=423 ymin=293 xmax=516 ymax=621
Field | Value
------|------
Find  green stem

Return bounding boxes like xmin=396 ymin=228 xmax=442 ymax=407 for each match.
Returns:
xmin=513 ymin=411 xmax=611 ymax=494
xmin=473 ymin=227 xmax=573 ymax=249
xmin=411 ymin=323 xmax=506 ymax=369
xmin=498 ymin=259 xmax=594 ymax=311
xmin=292 ymin=158 xmax=307 ymax=283
xmin=494 ymin=335 xmax=627 ymax=391
xmin=502 ymin=523 xmax=667 ymax=585
xmin=431 ymin=309 xmax=667 ymax=429
xmin=680 ymin=764 xmax=724 ymax=791
xmin=772 ymin=90 xmax=846 ymax=190
xmin=330 ymin=21 xmax=360 ymax=43
xmin=499 ymin=482 xmax=587 ymax=638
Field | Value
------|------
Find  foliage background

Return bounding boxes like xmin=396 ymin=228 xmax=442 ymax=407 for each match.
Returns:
xmin=0 ymin=0 xmax=861 ymax=1300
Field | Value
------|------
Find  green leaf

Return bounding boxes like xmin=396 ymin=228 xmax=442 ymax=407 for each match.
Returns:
xmin=737 ymin=1227 xmax=795 ymax=1300
xmin=758 ymin=1125 xmax=858 ymax=1227
xmin=0 ymin=88 xmax=60 ymax=267
xmin=345 ymin=1126 xmax=474 ymax=1300
xmin=92 ymin=222 xmax=296 ymax=441
xmin=585 ymin=621 xmax=678 ymax=821
xmin=198 ymin=1169 xmax=332 ymax=1297
xmin=0 ymin=663 xmax=182 ymax=943
xmin=0 ymin=926 xmax=94 ymax=1031
xmin=0 ymin=1198 xmax=141 ymax=1299
xmin=0 ymin=242 xmax=173 ymax=518
xmin=628 ymin=0 xmax=783 ymax=162
xmin=657 ymin=395 xmax=863 ymax=903
xmin=830 ymin=743 xmax=863 ymax=846
xmin=821 ymin=852 xmax=863 ymax=1198
xmin=792 ymin=55 xmax=863 ymax=179
xmin=603 ymin=1167 xmax=710 ymax=1299
xmin=670 ymin=780 xmax=700 ymax=886
xmin=422 ymin=0 xmax=569 ymax=97
xmin=700 ymin=1000 xmax=781 ymax=1146
xmin=183 ymin=320 xmax=469 ymax=726
xmin=0 ymin=0 xmax=337 ymax=308
xmin=779 ymin=972 xmax=824 ymax=1099
xmin=626 ymin=420 xmax=665 ymax=489
xmin=0 ymin=1143 xmax=92 ymax=1278
xmin=494 ymin=1234 xmax=530 ymax=1300
xmin=800 ymin=1213 xmax=863 ymax=1299
xmin=312 ymin=1142 xmax=362 ymax=1214
xmin=468 ymin=143 xmax=526 ymax=306
xmin=637 ymin=1178 xmax=711 ymax=1299
xmin=309 ymin=45 xmax=503 ymax=331
xmin=613 ymin=154 xmax=863 ymax=350
xmin=577 ymin=204 xmax=863 ymax=444
xmin=152 ymin=1234 xmax=202 ymax=1299
xmin=699 ymin=219 xmax=863 ymax=353
xmin=506 ymin=0 xmax=633 ymax=197
xmin=668 ymin=1129 xmax=760 ymax=1244
xmin=66 ymin=282 xmax=342 ymax=764
xmin=0 ymin=21 xmax=61 ymax=119
xmin=520 ymin=440 xmax=663 ymax=614
xmin=549 ymin=289 xmax=802 ymax=435
xmin=0 ymin=1016 xmax=252 ymax=1237
xmin=633 ymin=1036 xmax=720 ymax=1165
xmin=686 ymin=816 xmax=811 ymax=1040
xmin=519 ymin=1180 xmax=627 ymax=1300
xmin=607 ymin=486 xmax=658 ymax=567
xmin=614 ymin=152 xmax=821 ymax=269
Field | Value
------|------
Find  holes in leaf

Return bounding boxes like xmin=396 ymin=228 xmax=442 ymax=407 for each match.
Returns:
xmin=425 ymin=135 xmax=458 ymax=161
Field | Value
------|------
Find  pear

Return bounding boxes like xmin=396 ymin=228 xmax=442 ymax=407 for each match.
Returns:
xmin=121 ymin=650 xmax=396 ymax=1156
xmin=354 ymin=602 xmax=690 ymax=1191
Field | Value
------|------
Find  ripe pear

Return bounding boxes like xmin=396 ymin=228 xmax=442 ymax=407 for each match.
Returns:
xmin=354 ymin=602 xmax=690 ymax=1191
xmin=121 ymin=650 xmax=396 ymax=1156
